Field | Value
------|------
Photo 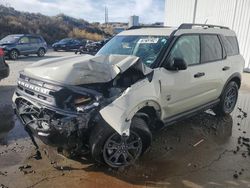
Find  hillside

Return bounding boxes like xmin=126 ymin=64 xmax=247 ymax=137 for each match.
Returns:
xmin=0 ymin=5 xmax=110 ymax=44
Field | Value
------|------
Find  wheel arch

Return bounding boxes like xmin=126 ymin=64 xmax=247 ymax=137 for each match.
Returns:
xmin=221 ymin=73 xmax=241 ymax=97
xmin=38 ymin=47 xmax=46 ymax=52
xmin=10 ymin=48 xmax=20 ymax=55
xmin=100 ymin=99 xmax=162 ymax=136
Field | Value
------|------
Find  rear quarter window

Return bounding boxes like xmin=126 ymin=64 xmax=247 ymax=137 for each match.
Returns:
xmin=200 ymin=35 xmax=223 ymax=63
xmin=221 ymin=36 xmax=239 ymax=56
xmin=30 ymin=37 xmax=42 ymax=43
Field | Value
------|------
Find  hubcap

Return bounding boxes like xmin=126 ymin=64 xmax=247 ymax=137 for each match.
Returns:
xmin=103 ymin=131 xmax=142 ymax=168
xmin=224 ymin=87 xmax=237 ymax=111
xmin=39 ymin=49 xmax=45 ymax=56
xmin=11 ymin=51 xmax=18 ymax=59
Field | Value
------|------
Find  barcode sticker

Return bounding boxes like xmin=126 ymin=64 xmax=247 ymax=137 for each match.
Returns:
xmin=138 ymin=38 xmax=159 ymax=44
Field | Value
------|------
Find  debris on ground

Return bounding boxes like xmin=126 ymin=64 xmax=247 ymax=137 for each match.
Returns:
xmin=233 ymin=173 xmax=238 ymax=179
xmin=18 ymin=164 xmax=32 ymax=171
xmin=193 ymin=139 xmax=204 ymax=147
xmin=0 ymin=171 xmax=7 ymax=176
xmin=0 ymin=184 xmax=8 ymax=188
xmin=18 ymin=165 xmax=35 ymax=175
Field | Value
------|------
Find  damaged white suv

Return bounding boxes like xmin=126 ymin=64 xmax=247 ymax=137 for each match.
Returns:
xmin=13 ymin=24 xmax=244 ymax=168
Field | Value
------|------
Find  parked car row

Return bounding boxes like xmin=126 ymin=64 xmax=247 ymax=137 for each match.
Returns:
xmin=0 ymin=34 xmax=111 ymax=60
xmin=53 ymin=38 xmax=111 ymax=54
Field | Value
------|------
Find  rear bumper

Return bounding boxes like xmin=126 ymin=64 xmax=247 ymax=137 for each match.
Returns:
xmin=12 ymin=93 xmax=91 ymax=149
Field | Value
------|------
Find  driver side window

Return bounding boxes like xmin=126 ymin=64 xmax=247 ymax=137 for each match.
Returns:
xmin=19 ymin=37 xmax=30 ymax=44
xmin=169 ymin=35 xmax=200 ymax=66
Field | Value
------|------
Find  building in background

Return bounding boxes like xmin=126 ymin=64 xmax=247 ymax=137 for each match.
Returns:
xmin=129 ymin=15 xmax=139 ymax=28
xmin=165 ymin=0 xmax=250 ymax=71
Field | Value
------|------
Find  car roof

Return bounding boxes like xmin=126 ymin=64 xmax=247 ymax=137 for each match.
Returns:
xmin=117 ymin=27 xmax=176 ymax=36
xmin=117 ymin=25 xmax=236 ymax=37
xmin=8 ymin=34 xmax=43 ymax=38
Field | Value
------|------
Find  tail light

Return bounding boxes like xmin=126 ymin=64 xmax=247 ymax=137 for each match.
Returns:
xmin=0 ymin=48 xmax=4 ymax=57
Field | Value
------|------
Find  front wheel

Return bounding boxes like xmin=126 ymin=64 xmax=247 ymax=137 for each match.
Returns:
xmin=214 ymin=81 xmax=239 ymax=116
xmin=89 ymin=117 xmax=152 ymax=168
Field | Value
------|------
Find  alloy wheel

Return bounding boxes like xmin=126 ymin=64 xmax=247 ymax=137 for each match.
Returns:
xmin=103 ymin=131 xmax=142 ymax=168
xmin=224 ymin=87 xmax=237 ymax=111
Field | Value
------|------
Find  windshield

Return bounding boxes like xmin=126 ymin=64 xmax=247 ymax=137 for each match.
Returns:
xmin=0 ymin=35 xmax=20 ymax=44
xmin=59 ymin=38 xmax=72 ymax=43
xmin=97 ymin=35 xmax=168 ymax=67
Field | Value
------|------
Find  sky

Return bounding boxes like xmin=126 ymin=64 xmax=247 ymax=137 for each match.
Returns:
xmin=0 ymin=0 xmax=165 ymax=23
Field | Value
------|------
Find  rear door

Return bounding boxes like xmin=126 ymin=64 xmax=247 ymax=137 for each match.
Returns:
xmin=199 ymin=34 xmax=227 ymax=99
xmin=29 ymin=37 xmax=41 ymax=53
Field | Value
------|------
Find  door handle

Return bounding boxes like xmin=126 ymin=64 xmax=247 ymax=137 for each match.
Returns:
xmin=222 ymin=66 xmax=230 ymax=71
xmin=194 ymin=72 xmax=205 ymax=78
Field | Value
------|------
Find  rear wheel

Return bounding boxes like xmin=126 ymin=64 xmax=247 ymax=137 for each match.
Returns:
xmin=89 ymin=117 xmax=151 ymax=168
xmin=37 ymin=48 xmax=45 ymax=57
xmin=214 ymin=81 xmax=238 ymax=116
xmin=9 ymin=49 xmax=18 ymax=60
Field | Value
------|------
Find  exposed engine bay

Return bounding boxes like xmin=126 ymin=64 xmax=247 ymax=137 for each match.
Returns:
xmin=12 ymin=54 xmax=154 ymax=154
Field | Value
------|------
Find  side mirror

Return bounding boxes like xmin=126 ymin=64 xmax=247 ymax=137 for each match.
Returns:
xmin=171 ymin=58 xmax=187 ymax=70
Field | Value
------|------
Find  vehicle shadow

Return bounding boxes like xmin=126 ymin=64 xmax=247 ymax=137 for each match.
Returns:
xmin=80 ymin=112 xmax=234 ymax=186
xmin=0 ymin=85 xmax=28 ymax=144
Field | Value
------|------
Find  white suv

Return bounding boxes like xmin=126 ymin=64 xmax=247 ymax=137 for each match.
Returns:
xmin=13 ymin=23 xmax=244 ymax=168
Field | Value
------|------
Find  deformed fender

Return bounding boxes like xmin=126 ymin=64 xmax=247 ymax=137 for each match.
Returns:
xmin=99 ymin=78 xmax=162 ymax=136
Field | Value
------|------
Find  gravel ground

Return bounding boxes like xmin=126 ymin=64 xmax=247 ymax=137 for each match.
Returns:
xmin=0 ymin=51 xmax=250 ymax=188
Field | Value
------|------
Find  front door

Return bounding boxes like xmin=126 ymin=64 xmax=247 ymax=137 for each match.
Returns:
xmin=156 ymin=34 xmax=222 ymax=119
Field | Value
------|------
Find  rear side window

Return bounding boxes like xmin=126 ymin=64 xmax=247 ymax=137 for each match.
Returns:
xmin=200 ymin=35 xmax=223 ymax=63
xmin=221 ymin=36 xmax=239 ymax=56
xmin=169 ymin=35 xmax=200 ymax=66
xmin=29 ymin=37 xmax=42 ymax=43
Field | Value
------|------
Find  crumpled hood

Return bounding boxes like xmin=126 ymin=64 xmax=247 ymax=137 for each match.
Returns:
xmin=24 ymin=54 xmax=152 ymax=85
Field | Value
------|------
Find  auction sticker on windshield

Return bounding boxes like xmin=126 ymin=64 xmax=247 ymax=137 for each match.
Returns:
xmin=138 ymin=38 xmax=159 ymax=44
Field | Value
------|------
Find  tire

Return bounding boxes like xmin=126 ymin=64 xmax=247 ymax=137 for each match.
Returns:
xmin=89 ymin=116 xmax=152 ymax=168
xmin=53 ymin=48 xmax=58 ymax=52
xmin=9 ymin=49 xmax=19 ymax=60
xmin=37 ymin=48 xmax=45 ymax=57
xmin=214 ymin=81 xmax=239 ymax=116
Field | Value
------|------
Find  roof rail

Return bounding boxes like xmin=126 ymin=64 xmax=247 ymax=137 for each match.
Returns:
xmin=127 ymin=26 xmax=171 ymax=30
xmin=178 ymin=23 xmax=229 ymax=30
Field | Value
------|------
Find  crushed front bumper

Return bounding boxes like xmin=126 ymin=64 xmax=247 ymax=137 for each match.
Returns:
xmin=12 ymin=93 xmax=92 ymax=149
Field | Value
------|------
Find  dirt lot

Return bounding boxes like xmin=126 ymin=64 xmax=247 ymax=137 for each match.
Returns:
xmin=0 ymin=51 xmax=250 ymax=188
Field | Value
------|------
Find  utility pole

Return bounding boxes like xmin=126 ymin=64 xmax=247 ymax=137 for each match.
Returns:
xmin=192 ymin=0 xmax=198 ymax=23
xmin=105 ymin=6 xmax=109 ymax=26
